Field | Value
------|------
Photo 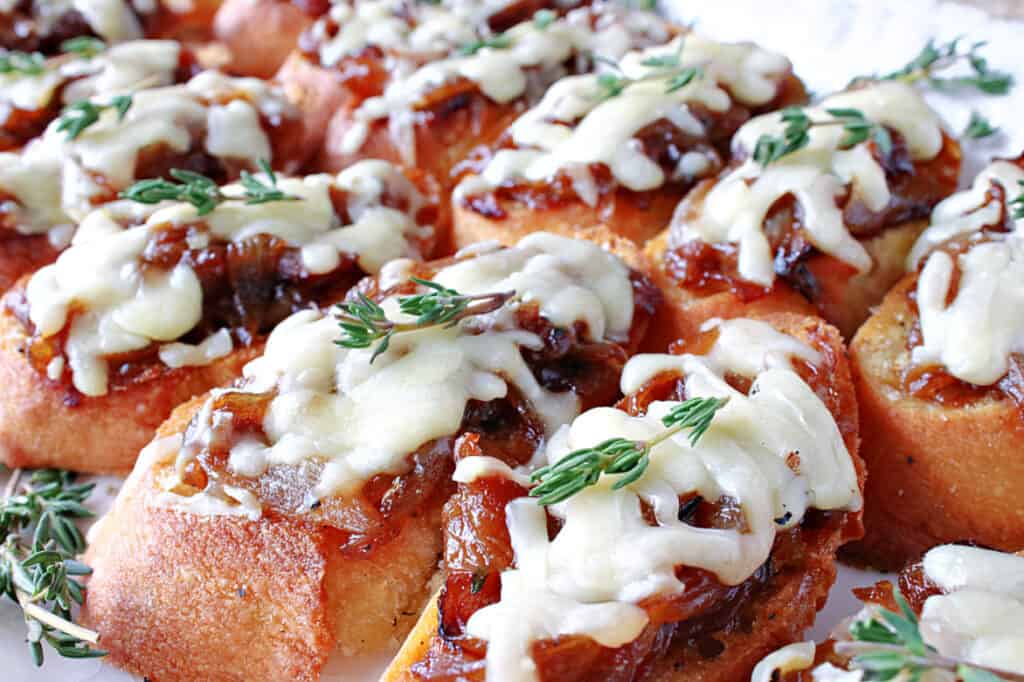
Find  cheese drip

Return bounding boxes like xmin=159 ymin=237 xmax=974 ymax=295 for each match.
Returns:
xmin=464 ymin=318 xmax=860 ymax=682
xmin=11 ymin=0 xmax=146 ymax=44
xmin=907 ymin=161 xmax=1024 ymax=386
xmin=0 ymin=69 xmax=293 ymax=235
xmin=918 ymin=545 xmax=1024 ymax=675
xmin=671 ymin=81 xmax=944 ymax=287
xmin=24 ymin=160 xmax=431 ymax=397
xmin=340 ymin=3 xmax=672 ymax=162
xmin=174 ymin=232 xmax=635 ymax=504
xmin=454 ymin=33 xmax=791 ymax=206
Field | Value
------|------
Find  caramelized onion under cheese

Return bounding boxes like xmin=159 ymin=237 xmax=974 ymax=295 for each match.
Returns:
xmin=413 ymin=322 xmax=860 ymax=681
xmin=666 ymin=131 xmax=961 ymax=303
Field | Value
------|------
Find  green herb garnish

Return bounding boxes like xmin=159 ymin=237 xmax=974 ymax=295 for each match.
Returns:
xmin=457 ymin=33 xmax=512 ymax=56
xmin=837 ymin=590 xmax=1015 ymax=680
xmin=593 ymin=40 xmax=703 ymax=101
xmin=857 ymin=36 xmax=1013 ymax=95
xmin=120 ymin=160 xmax=299 ymax=215
xmin=56 ymin=95 xmax=133 ymax=140
xmin=335 ymin=279 xmax=515 ymax=362
xmin=533 ymin=9 xmax=556 ymax=30
xmin=1009 ymin=180 xmax=1024 ymax=220
xmin=529 ymin=397 xmax=729 ymax=505
xmin=0 ymin=51 xmax=45 ymax=76
xmin=963 ymin=110 xmax=999 ymax=139
xmin=60 ymin=37 xmax=107 ymax=58
xmin=752 ymin=106 xmax=892 ymax=166
xmin=1 ymin=469 xmax=106 ymax=666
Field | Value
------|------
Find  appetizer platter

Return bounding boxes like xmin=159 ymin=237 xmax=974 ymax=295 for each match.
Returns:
xmin=1 ymin=0 xmax=1022 ymax=681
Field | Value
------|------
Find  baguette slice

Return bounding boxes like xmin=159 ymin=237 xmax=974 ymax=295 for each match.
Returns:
xmin=844 ymin=276 xmax=1024 ymax=569
xmin=213 ymin=0 xmax=321 ymax=78
xmin=649 ymin=81 xmax=961 ymax=340
xmin=82 ymin=230 xmax=661 ymax=681
xmin=384 ymin=312 xmax=865 ymax=682
xmin=0 ymin=162 xmax=441 ymax=474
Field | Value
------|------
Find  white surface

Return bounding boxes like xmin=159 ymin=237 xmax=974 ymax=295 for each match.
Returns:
xmin=2 ymin=0 xmax=1021 ymax=679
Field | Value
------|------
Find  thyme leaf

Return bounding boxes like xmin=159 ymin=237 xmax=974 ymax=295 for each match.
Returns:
xmin=529 ymin=396 xmax=729 ymax=505
xmin=56 ymin=95 xmax=133 ymax=140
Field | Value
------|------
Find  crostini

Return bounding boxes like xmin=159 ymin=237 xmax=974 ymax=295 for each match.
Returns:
xmin=213 ymin=0 xmax=324 ymax=78
xmin=384 ymin=313 xmax=865 ymax=682
xmin=296 ymin=1 xmax=675 ymax=189
xmin=645 ymin=80 xmax=961 ymax=342
xmin=450 ymin=30 xmax=805 ymax=250
xmin=0 ymin=0 xmax=220 ymax=53
xmin=0 ymin=67 xmax=321 ymax=289
xmin=846 ymin=157 xmax=1024 ymax=569
xmin=753 ymin=544 xmax=1024 ymax=681
xmin=0 ymin=159 xmax=439 ymax=473
xmin=1 ymin=39 xmax=199 ymax=152
xmin=82 ymin=231 xmax=661 ymax=681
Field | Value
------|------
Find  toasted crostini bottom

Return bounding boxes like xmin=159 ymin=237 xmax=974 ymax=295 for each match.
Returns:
xmin=0 ymin=234 xmax=58 ymax=293
xmin=844 ymin=276 xmax=1024 ymax=570
xmin=0 ymin=298 xmax=262 ymax=474
xmin=213 ymin=0 xmax=318 ymax=78
xmin=452 ymin=187 xmax=685 ymax=252
xmin=643 ymin=217 xmax=928 ymax=344
xmin=83 ymin=394 xmax=445 ymax=682
xmin=384 ymin=312 xmax=864 ymax=682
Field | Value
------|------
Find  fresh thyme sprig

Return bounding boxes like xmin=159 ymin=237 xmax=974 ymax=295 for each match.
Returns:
xmin=60 ymin=37 xmax=107 ymax=58
xmin=752 ymin=106 xmax=892 ymax=166
xmin=836 ymin=590 xmax=1015 ymax=681
xmin=1009 ymin=180 xmax=1024 ymax=221
xmin=334 ymin=278 xmax=515 ymax=363
xmin=457 ymin=33 xmax=512 ymax=56
xmin=869 ymin=36 xmax=1013 ymax=95
xmin=1 ymin=469 xmax=106 ymax=666
xmin=0 ymin=51 xmax=45 ymax=76
xmin=529 ymin=396 xmax=729 ymax=506
xmin=963 ymin=110 xmax=998 ymax=139
xmin=533 ymin=9 xmax=556 ymax=30
xmin=592 ymin=44 xmax=703 ymax=101
xmin=56 ymin=95 xmax=133 ymax=140
xmin=120 ymin=160 xmax=299 ymax=215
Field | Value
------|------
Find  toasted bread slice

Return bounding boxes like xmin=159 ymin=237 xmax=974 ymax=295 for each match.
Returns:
xmin=844 ymin=276 xmax=1024 ymax=570
xmin=384 ymin=312 xmax=865 ymax=682
xmin=214 ymin=0 xmax=319 ymax=78
xmin=81 ymin=230 xmax=661 ymax=681
xmin=0 ymin=162 xmax=442 ymax=474
xmin=82 ymin=395 xmax=445 ymax=681
xmin=0 ymin=305 xmax=261 ymax=474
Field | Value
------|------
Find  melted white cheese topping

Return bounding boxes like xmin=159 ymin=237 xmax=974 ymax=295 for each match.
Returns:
xmin=455 ymin=32 xmax=791 ymax=206
xmin=919 ymin=545 xmax=1024 ymax=675
xmin=179 ymin=232 xmax=635 ymax=503
xmin=671 ymin=81 xmax=944 ymax=287
xmin=0 ymin=69 xmax=293 ymax=235
xmin=750 ymin=641 xmax=817 ymax=682
xmin=907 ymin=161 xmax=1024 ymax=386
xmin=341 ymin=3 xmax=672 ymax=163
xmin=24 ymin=160 xmax=431 ymax=397
xmin=465 ymin=318 xmax=860 ymax=682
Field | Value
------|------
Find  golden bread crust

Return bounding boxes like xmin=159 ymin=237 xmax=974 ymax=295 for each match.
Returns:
xmin=384 ymin=313 xmax=864 ymax=682
xmin=0 ymin=295 xmax=262 ymax=474
xmin=0 ymin=234 xmax=58 ymax=293
xmin=83 ymin=394 xmax=445 ymax=681
xmin=452 ymin=186 xmax=685 ymax=250
xmin=844 ymin=276 xmax=1024 ymax=570
xmin=213 ymin=0 xmax=316 ymax=78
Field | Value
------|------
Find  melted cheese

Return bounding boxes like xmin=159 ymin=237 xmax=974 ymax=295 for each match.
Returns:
xmin=918 ymin=545 xmax=1024 ymax=675
xmin=455 ymin=33 xmax=791 ymax=205
xmin=0 ymin=70 xmax=293 ymax=235
xmin=341 ymin=4 xmax=672 ymax=163
xmin=750 ymin=642 xmax=816 ymax=682
xmin=671 ymin=81 xmax=944 ymax=286
xmin=175 ymin=232 xmax=635 ymax=503
xmin=24 ymin=161 xmax=430 ymax=396
xmin=465 ymin=318 xmax=860 ymax=682
xmin=908 ymin=161 xmax=1024 ymax=386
